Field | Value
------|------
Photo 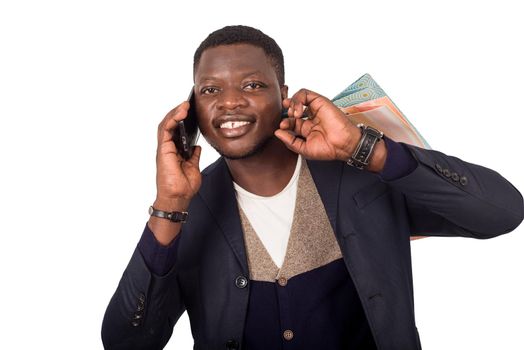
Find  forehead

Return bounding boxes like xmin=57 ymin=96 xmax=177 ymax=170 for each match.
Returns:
xmin=194 ymin=44 xmax=276 ymax=82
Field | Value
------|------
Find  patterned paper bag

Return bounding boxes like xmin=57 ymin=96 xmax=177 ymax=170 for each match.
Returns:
xmin=332 ymin=74 xmax=430 ymax=149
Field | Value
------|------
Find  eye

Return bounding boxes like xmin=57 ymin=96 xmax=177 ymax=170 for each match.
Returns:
xmin=244 ymin=82 xmax=265 ymax=90
xmin=201 ymin=87 xmax=219 ymax=95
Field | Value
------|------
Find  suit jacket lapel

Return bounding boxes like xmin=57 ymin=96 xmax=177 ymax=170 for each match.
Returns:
xmin=197 ymin=157 xmax=362 ymax=275
xmin=305 ymin=159 xmax=344 ymax=235
xmin=307 ymin=159 xmax=380 ymax=241
xmin=198 ymin=158 xmax=249 ymax=275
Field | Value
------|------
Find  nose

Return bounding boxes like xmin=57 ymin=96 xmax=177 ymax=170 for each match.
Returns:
xmin=216 ymin=88 xmax=248 ymax=111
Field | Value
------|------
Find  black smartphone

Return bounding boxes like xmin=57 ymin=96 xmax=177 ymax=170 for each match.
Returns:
xmin=172 ymin=88 xmax=200 ymax=160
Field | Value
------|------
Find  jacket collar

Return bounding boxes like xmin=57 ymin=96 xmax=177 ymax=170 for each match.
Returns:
xmin=305 ymin=159 xmax=344 ymax=234
xmin=197 ymin=157 xmax=346 ymax=274
xmin=197 ymin=158 xmax=249 ymax=274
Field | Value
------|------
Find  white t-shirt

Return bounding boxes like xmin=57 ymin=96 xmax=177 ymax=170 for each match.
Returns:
xmin=233 ymin=156 xmax=302 ymax=268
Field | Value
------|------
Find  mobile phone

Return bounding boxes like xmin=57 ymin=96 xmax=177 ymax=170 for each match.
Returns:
xmin=172 ymin=88 xmax=200 ymax=160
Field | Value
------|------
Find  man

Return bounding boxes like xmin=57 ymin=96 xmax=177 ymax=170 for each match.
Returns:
xmin=102 ymin=25 xmax=523 ymax=350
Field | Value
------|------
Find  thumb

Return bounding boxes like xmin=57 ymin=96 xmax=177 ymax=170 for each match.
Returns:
xmin=187 ymin=145 xmax=202 ymax=169
xmin=274 ymin=129 xmax=306 ymax=155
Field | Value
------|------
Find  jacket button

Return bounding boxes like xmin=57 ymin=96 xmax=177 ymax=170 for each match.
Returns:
xmin=138 ymin=293 xmax=146 ymax=303
xmin=435 ymin=163 xmax=443 ymax=173
xmin=278 ymin=277 xmax=288 ymax=286
xmin=460 ymin=176 xmax=468 ymax=186
xmin=443 ymin=169 xmax=451 ymax=177
xmin=225 ymin=339 xmax=239 ymax=349
xmin=283 ymin=329 xmax=294 ymax=340
xmin=235 ymin=276 xmax=248 ymax=289
xmin=451 ymin=172 xmax=459 ymax=181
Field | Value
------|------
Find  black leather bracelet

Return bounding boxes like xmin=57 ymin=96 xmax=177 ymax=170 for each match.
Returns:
xmin=148 ymin=206 xmax=188 ymax=223
xmin=346 ymin=124 xmax=384 ymax=170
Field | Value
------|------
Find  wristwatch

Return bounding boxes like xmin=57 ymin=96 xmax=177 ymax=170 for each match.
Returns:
xmin=346 ymin=124 xmax=384 ymax=170
xmin=148 ymin=206 xmax=188 ymax=223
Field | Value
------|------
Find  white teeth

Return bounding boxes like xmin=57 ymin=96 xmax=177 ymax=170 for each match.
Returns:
xmin=220 ymin=121 xmax=251 ymax=129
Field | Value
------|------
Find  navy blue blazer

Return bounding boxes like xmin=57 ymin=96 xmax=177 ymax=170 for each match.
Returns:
xmin=102 ymin=144 xmax=523 ymax=350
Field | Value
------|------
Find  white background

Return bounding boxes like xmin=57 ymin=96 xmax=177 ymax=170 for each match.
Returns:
xmin=1 ymin=0 xmax=523 ymax=349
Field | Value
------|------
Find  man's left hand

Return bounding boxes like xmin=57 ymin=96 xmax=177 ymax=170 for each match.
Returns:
xmin=274 ymin=88 xmax=387 ymax=172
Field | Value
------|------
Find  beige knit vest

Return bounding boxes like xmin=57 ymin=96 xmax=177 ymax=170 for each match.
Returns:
xmin=238 ymin=160 xmax=343 ymax=283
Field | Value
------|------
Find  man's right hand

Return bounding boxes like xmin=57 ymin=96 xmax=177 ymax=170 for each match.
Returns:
xmin=149 ymin=101 xmax=202 ymax=245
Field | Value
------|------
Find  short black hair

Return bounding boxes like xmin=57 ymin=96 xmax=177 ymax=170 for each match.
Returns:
xmin=193 ymin=25 xmax=285 ymax=85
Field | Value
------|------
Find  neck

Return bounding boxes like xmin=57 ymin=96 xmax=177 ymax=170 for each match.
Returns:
xmin=225 ymin=138 xmax=299 ymax=196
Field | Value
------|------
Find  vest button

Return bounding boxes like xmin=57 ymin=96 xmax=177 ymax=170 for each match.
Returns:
xmin=283 ymin=329 xmax=294 ymax=340
xmin=278 ymin=277 xmax=288 ymax=286
xmin=235 ymin=276 xmax=248 ymax=289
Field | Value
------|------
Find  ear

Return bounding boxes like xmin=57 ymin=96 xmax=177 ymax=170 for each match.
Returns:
xmin=280 ymin=85 xmax=288 ymax=100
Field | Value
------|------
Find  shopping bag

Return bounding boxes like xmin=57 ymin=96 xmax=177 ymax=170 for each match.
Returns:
xmin=332 ymin=73 xmax=430 ymax=149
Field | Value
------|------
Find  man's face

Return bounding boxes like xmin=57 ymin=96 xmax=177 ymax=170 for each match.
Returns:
xmin=193 ymin=44 xmax=287 ymax=160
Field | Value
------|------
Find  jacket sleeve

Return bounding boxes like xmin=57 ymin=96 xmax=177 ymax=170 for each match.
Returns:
xmin=385 ymin=143 xmax=524 ymax=238
xmin=101 ymin=240 xmax=186 ymax=349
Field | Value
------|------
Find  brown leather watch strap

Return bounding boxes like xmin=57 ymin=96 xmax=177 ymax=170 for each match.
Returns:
xmin=148 ymin=206 xmax=188 ymax=223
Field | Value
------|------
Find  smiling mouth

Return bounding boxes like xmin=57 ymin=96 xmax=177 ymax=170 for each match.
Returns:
xmin=219 ymin=121 xmax=252 ymax=129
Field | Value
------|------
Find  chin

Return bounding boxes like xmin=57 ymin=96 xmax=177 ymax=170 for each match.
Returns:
xmin=214 ymin=137 xmax=272 ymax=160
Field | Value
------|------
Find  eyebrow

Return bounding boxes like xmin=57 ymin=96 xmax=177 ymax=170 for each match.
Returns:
xmin=241 ymin=70 xmax=264 ymax=78
xmin=197 ymin=71 xmax=266 ymax=83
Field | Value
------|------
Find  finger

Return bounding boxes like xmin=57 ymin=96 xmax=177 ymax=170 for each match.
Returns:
xmin=279 ymin=118 xmax=293 ymax=130
xmin=161 ymin=101 xmax=190 ymax=131
xmin=288 ymin=99 xmax=305 ymax=119
xmin=274 ymin=129 xmax=306 ymax=155
xmin=156 ymin=139 xmax=180 ymax=159
xmin=294 ymin=118 xmax=315 ymax=138
xmin=281 ymin=117 xmax=299 ymax=132
xmin=180 ymin=146 xmax=202 ymax=185
xmin=161 ymin=101 xmax=190 ymax=126
xmin=157 ymin=101 xmax=190 ymax=144
xmin=290 ymin=88 xmax=322 ymax=105
xmin=285 ymin=98 xmax=305 ymax=119
xmin=186 ymin=145 xmax=202 ymax=169
xmin=280 ymin=117 xmax=315 ymax=138
xmin=289 ymin=88 xmax=328 ymax=119
xmin=288 ymin=99 xmax=295 ymax=118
